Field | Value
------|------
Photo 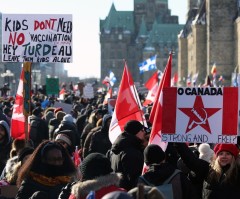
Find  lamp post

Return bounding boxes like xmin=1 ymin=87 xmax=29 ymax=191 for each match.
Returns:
xmin=32 ymin=69 xmax=41 ymax=94
xmin=0 ymin=70 xmax=14 ymax=96
xmin=1 ymin=70 xmax=14 ymax=85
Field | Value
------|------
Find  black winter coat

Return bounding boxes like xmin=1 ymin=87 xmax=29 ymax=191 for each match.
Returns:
xmin=107 ymin=132 xmax=144 ymax=191
xmin=83 ymin=116 xmax=112 ymax=158
xmin=29 ymin=115 xmax=49 ymax=148
xmin=15 ymin=177 xmax=68 ymax=199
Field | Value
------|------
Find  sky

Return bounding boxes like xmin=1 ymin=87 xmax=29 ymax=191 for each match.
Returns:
xmin=0 ymin=0 xmax=187 ymax=79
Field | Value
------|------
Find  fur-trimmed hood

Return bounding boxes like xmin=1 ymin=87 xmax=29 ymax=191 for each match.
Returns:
xmin=71 ymin=173 xmax=121 ymax=198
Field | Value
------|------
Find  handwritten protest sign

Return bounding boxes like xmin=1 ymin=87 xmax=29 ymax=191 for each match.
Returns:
xmin=2 ymin=14 xmax=72 ymax=63
xmin=161 ymin=87 xmax=238 ymax=144
xmin=83 ymin=83 xmax=94 ymax=99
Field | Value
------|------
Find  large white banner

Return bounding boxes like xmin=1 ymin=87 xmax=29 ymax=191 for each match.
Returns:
xmin=161 ymin=87 xmax=239 ymax=144
xmin=2 ymin=14 xmax=72 ymax=63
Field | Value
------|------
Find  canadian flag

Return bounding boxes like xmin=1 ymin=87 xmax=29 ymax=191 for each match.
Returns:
xmin=161 ymin=87 xmax=238 ymax=143
xmin=11 ymin=69 xmax=25 ymax=139
xmin=149 ymin=53 xmax=172 ymax=149
xmin=143 ymin=71 xmax=159 ymax=107
xmin=109 ymin=62 xmax=144 ymax=143
xmin=142 ymin=53 xmax=172 ymax=174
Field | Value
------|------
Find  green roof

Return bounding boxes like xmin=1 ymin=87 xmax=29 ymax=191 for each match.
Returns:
xmin=100 ymin=3 xmax=134 ymax=33
xmin=149 ymin=23 xmax=184 ymax=44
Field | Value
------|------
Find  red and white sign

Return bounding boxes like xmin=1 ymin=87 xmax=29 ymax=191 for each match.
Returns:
xmin=161 ymin=87 xmax=238 ymax=144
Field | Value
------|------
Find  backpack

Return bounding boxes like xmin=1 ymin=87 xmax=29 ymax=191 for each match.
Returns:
xmin=139 ymin=169 xmax=182 ymax=199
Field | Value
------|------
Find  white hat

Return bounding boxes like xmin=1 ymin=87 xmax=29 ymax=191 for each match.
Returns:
xmin=198 ymin=143 xmax=214 ymax=163
xmin=63 ymin=114 xmax=74 ymax=123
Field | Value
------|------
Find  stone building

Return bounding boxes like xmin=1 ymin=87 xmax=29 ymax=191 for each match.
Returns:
xmin=178 ymin=0 xmax=240 ymax=86
xmin=100 ymin=0 xmax=184 ymax=86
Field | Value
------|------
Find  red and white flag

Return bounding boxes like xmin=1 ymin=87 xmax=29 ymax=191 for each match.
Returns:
xmin=143 ymin=71 xmax=159 ymax=106
xmin=109 ymin=62 xmax=144 ymax=143
xmin=11 ymin=69 xmax=25 ymax=139
xmin=161 ymin=87 xmax=238 ymax=144
xmin=171 ymin=72 xmax=178 ymax=86
xmin=142 ymin=53 xmax=172 ymax=174
xmin=59 ymin=88 xmax=66 ymax=100
xmin=103 ymin=88 xmax=112 ymax=105
xmin=149 ymin=53 xmax=172 ymax=150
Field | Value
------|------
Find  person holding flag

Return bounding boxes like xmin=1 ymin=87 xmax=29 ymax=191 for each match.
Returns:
xmin=108 ymin=62 xmax=146 ymax=144
xmin=107 ymin=120 xmax=146 ymax=191
xmin=141 ymin=52 xmax=172 ymax=174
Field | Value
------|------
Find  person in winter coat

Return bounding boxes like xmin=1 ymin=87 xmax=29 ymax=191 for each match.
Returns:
xmin=107 ymin=120 xmax=146 ymax=191
xmin=49 ymin=111 xmax=66 ymax=140
xmin=138 ymin=144 xmax=195 ymax=199
xmin=175 ymin=143 xmax=240 ymax=199
xmin=29 ymin=107 xmax=49 ymax=148
xmin=80 ymin=109 xmax=103 ymax=148
xmin=83 ymin=114 xmax=112 ymax=158
xmin=15 ymin=140 xmax=77 ymax=199
xmin=0 ymin=120 xmax=12 ymax=174
xmin=68 ymin=153 xmax=124 ymax=199
xmin=54 ymin=114 xmax=80 ymax=146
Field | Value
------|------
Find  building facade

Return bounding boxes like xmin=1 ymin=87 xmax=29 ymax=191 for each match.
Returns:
xmin=178 ymin=0 xmax=240 ymax=86
xmin=100 ymin=0 xmax=184 ymax=86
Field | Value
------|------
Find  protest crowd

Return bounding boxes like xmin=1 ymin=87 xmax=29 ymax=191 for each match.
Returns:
xmin=0 ymin=56 xmax=240 ymax=199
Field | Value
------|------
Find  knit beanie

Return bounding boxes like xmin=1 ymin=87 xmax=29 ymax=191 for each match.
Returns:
xmin=144 ymin=144 xmax=165 ymax=165
xmin=56 ymin=111 xmax=66 ymax=121
xmin=80 ymin=153 xmax=113 ymax=181
xmin=18 ymin=147 xmax=34 ymax=162
xmin=198 ymin=143 xmax=214 ymax=163
xmin=63 ymin=114 xmax=74 ymax=123
xmin=54 ymin=107 xmax=63 ymax=115
xmin=32 ymin=107 xmax=43 ymax=116
xmin=55 ymin=133 xmax=72 ymax=146
xmin=124 ymin=120 xmax=144 ymax=135
xmin=214 ymin=144 xmax=239 ymax=159
xmin=55 ymin=130 xmax=75 ymax=146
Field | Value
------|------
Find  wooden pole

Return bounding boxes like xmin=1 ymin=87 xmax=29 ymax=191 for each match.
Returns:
xmin=23 ymin=62 xmax=32 ymax=142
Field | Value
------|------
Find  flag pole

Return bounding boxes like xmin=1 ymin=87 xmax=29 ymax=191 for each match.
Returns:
xmin=23 ymin=62 xmax=32 ymax=142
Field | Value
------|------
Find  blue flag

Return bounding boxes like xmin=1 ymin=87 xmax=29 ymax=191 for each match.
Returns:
xmin=138 ymin=55 xmax=157 ymax=74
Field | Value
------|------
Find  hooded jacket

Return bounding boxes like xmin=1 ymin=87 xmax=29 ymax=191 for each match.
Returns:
xmin=0 ymin=120 xmax=12 ymax=173
xmin=107 ymin=132 xmax=144 ymax=190
xmin=83 ymin=114 xmax=112 ymax=157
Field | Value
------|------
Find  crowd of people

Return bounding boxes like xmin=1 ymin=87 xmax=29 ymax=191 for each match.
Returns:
xmin=0 ymin=87 xmax=239 ymax=199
